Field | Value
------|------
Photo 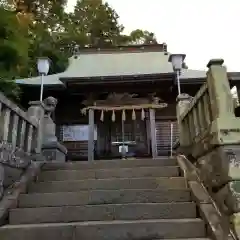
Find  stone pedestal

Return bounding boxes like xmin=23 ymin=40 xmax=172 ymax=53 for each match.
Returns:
xmin=42 ymin=115 xmax=67 ymax=162
xmin=176 ymin=93 xmax=192 ymax=117
xmin=42 ymin=142 xmax=67 ymax=162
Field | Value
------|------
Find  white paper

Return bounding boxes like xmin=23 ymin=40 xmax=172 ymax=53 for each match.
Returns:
xmin=62 ymin=125 xmax=97 ymax=142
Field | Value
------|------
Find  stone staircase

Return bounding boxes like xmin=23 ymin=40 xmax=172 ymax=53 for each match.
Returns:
xmin=0 ymin=158 xmax=211 ymax=240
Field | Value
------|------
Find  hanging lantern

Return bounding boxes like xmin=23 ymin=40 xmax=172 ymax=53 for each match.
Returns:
xmin=111 ymin=110 xmax=116 ymax=122
xmin=100 ymin=110 xmax=104 ymax=121
xmin=141 ymin=108 xmax=145 ymax=120
xmin=132 ymin=109 xmax=136 ymax=120
xmin=122 ymin=109 xmax=126 ymax=121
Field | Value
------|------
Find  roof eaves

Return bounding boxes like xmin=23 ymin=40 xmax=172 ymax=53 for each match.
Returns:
xmin=15 ymin=73 xmax=65 ymax=86
xmin=60 ymin=72 xmax=174 ymax=81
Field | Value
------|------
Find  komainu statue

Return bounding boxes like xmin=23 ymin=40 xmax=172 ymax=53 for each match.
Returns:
xmin=43 ymin=96 xmax=58 ymax=117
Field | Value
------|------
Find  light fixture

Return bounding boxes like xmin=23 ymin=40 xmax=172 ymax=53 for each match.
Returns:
xmin=37 ymin=57 xmax=50 ymax=75
xmin=168 ymin=54 xmax=186 ymax=71
xmin=168 ymin=54 xmax=186 ymax=95
xmin=37 ymin=57 xmax=50 ymax=101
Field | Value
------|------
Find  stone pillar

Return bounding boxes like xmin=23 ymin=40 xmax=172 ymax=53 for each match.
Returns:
xmin=176 ymin=93 xmax=192 ymax=150
xmin=149 ymin=108 xmax=157 ymax=159
xmin=207 ymin=59 xmax=235 ymax=120
xmin=27 ymin=101 xmax=45 ymax=154
xmin=88 ymin=109 xmax=94 ymax=161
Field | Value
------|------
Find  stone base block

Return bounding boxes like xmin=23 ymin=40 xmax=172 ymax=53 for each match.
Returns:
xmin=230 ymin=212 xmax=240 ymax=239
xmin=42 ymin=142 xmax=67 ymax=162
xmin=214 ymin=181 xmax=240 ymax=215
xmin=196 ymin=145 xmax=240 ymax=190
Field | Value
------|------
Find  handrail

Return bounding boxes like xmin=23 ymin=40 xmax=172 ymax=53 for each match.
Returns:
xmin=179 ymin=83 xmax=208 ymax=122
xmin=178 ymin=154 xmax=238 ymax=240
xmin=0 ymin=92 xmax=38 ymax=128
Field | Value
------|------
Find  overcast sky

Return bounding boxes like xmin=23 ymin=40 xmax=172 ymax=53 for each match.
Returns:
xmin=67 ymin=0 xmax=240 ymax=72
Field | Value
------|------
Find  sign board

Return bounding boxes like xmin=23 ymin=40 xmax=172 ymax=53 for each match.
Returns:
xmin=119 ymin=145 xmax=128 ymax=153
xmin=62 ymin=125 xmax=97 ymax=142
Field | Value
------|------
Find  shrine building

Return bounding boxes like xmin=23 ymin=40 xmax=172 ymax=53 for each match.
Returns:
xmin=16 ymin=44 xmax=240 ymax=161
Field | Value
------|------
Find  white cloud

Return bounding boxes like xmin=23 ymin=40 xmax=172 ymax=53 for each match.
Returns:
xmin=67 ymin=0 xmax=240 ymax=71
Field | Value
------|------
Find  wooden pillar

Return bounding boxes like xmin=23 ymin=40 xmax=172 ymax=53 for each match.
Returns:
xmin=88 ymin=109 xmax=94 ymax=161
xmin=149 ymin=108 xmax=157 ymax=159
xmin=146 ymin=118 xmax=151 ymax=155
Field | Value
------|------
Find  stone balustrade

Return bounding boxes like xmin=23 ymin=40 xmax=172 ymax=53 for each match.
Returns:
xmin=0 ymin=93 xmax=67 ymax=201
xmin=0 ymin=92 xmax=39 ymax=157
xmin=177 ymin=59 xmax=240 ymax=237
xmin=178 ymin=83 xmax=212 ymax=154
xmin=0 ymin=92 xmax=40 ymax=199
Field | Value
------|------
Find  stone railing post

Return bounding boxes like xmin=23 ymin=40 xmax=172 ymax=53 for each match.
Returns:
xmin=207 ymin=59 xmax=235 ymax=120
xmin=206 ymin=59 xmax=240 ymax=146
xmin=200 ymin=60 xmax=240 ymax=185
xmin=27 ymin=101 xmax=45 ymax=155
xmin=176 ymin=93 xmax=192 ymax=152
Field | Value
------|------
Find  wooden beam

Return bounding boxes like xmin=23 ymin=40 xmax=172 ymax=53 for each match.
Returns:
xmin=82 ymin=103 xmax=168 ymax=114
xmin=149 ymin=109 xmax=157 ymax=159
xmin=88 ymin=109 xmax=94 ymax=161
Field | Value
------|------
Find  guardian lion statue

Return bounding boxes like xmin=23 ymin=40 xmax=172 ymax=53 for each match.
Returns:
xmin=43 ymin=96 xmax=58 ymax=117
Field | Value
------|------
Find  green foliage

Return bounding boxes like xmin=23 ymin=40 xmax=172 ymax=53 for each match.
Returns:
xmin=0 ymin=7 xmax=29 ymax=99
xmin=71 ymin=0 xmax=124 ymax=47
xmin=67 ymin=0 xmax=158 ymax=47
xmin=128 ymin=29 xmax=158 ymax=45
xmin=0 ymin=0 xmax=161 ymax=99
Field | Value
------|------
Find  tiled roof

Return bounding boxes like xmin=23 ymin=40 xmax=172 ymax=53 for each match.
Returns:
xmin=16 ymin=73 xmax=64 ymax=85
xmin=16 ymin=51 xmax=207 ymax=85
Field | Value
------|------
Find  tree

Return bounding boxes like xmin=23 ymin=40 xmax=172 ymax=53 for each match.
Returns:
xmin=3 ymin=0 xmax=67 ymax=23
xmin=63 ymin=0 xmax=160 ymax=49
xmin=3 ymin=0 xmax=69 ymax=76
xmin=0 ymin=7 xmax=29 ymax=98
xmin=128 ymin=29 xmax=158 ymax=45
xmin=0 ymin=0 xmax=161 ymax=96
xmin=69 ymin=0 xmax=125 ymax=47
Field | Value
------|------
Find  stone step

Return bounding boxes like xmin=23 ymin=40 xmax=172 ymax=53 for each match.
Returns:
xmin=18 ymin=189 xmax=191 ymax=208
xmin=42 ymin=158 xmax=177 ymax=171
xmin=0 ymin=219 xmax=206 ymax=240
xmin=38 ymin=166 xmax=179 ymax=182
xmin=28 ymin=177 xmax=187 ymax=193
xmin=10 ymin=202 xmax=196 ymax=224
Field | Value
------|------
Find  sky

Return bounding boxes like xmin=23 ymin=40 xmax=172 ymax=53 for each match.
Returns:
xmin=67 ymin=0 xmax=240 ymax=72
